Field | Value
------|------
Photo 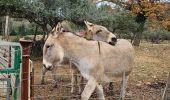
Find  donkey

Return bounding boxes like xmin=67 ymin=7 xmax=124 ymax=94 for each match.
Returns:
xmin=76 ymin=21 xmax=117 ymax=45
xmin=41 ymin=21 xmax=117 ymax=92
xmin=71 ymin=21 xmax=118 ymax=93
xmin=43 ymin=23 xmax=135 ymax=100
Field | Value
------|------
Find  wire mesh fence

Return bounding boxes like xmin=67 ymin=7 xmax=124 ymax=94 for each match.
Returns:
xmin=30 ymin=65 xmax=125 ymax=100
xmin=30 ymin=61 xmax=169 ymax=100
xmin=0 ymin=40 xmax=169 ymax=100
xmin=0 ymin=40 xmax=151 ymax=100
xmin=0 ymin=46 xmax=11 ymax=100
xmin=0 ymin=41 xmax=22 ymax=100
xmin=0 ymin=78 xmax=11 ymax=100
xmin=0 ymin=45 xmax=13 ymax=100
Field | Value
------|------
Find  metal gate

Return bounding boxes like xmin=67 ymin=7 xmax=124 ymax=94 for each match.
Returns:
xmin=0 ymin=40 xmax=21 ymax=100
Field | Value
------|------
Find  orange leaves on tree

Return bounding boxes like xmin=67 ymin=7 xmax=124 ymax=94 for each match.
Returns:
xmin=162 ymin=19 xmax=170 ymax=29
xmin=126 ymin=0 xmax=169 ymax=29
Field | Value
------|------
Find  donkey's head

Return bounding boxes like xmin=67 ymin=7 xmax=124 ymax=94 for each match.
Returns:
xmin=84 ymin=21 xmax=117 ymax=45
xmin=43 ymin=22 xmax=64 ymax=70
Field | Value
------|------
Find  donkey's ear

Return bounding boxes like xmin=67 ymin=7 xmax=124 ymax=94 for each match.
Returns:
xmin=84 ymin=21 xmax=94 ymax=31
xmin=84 ymin=21 xmax=94 ymax=27
xmin=50 ymin=22 xmax=63 ymax=36
xmin=51 ymin=27 xmax=56 ymax=32
xmin=55 ymin=22 xmax=63 ymax=32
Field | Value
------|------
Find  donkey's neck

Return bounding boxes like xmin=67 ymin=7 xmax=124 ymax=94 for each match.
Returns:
xmin=59 ymin=36 xmax=99 ymax=69
xmin=64 ymin=49 xmax=80 ymax=67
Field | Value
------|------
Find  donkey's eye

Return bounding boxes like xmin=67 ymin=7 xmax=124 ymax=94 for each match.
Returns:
xmin=46 ymin=45 xmax=50 ymax=48
xmin=46 ymin=44 xmax=53 ymax=49
xmin=96 ymin=30 xmax=102 ymax=34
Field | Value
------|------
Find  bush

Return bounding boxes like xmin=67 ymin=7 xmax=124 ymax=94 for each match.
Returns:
xmin=62 ymin=21 xmax=84 ymax=32
xmin=143 ymin=28 xmax=170 ymax=43
xmin=10 ymin=29 xmax=17 ymax=36
xmin=11 ymin=36 xmax=20 ymax=42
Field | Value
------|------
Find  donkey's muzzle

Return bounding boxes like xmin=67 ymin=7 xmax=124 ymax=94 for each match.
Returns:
xmin=109 ymin=37 xmax=117 ymax=45
xmin=43 ymin=64 xmax=53 ymax=70
xmin=111 ymin=37 xmax=117 ymax=42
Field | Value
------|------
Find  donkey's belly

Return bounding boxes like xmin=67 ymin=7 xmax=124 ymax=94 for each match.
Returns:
xmin=80 ymin=72 xmax=91 ymax=80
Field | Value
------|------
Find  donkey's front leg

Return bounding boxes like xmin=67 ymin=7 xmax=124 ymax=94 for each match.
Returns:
xmin=81 ymin=78 xmax=97 ymax=100
xmin=71 ymin=65 xmax=77 ymax=93
xmin=52 ymin=66 xmax=58 ymax=88
xmin=41 ymin=67 xmax=47 ymax=84
xmin=77 ymin=74 xmax=84 ymax=94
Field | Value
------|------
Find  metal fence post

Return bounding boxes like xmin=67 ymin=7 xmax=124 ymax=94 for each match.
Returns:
xmin=20 ymin=40 xmax=32 ymax=100
xmin=30 ymin=68 xmax=34 ymax=100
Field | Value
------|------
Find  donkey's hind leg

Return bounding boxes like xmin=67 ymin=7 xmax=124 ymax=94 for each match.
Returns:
xmin=70 ymin=62 xmax=78 ymax=93
xmin=119 ymin=72 xmax=129 ymax=100
xmin=109 ymin=82 xmax=114 ymax=96
xmin=81 ymin=78 xmax=97 ymax=100
xmin=96 ymin=84 xmax=105 ymax=100
xmin=41 ymin=67 xmax=47 ymax=84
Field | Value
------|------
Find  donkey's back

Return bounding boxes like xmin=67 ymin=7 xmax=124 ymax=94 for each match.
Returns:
xmin=94 ymin=39 xmax=135 ymax=82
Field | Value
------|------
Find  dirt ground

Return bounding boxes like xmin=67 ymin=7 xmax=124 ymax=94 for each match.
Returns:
xmin=31 ymin=41 xmax=170 ymax=100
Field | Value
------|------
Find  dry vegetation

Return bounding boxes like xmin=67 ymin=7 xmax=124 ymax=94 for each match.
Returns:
xmin=128 ymin=41 xmax=170 ymax=99
xmin=31 ymin=41 xmax=170 ymax=100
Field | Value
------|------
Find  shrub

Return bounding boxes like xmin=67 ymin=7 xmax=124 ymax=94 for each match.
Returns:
xmin=143 ymin=28 xmax=170 ymax=43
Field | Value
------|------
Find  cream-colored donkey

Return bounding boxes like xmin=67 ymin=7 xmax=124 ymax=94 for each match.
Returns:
xmin=43 ymin=23 xmax=135 ymax=100
xmin=76 ymin=21 xmax=117 ymax=45
xmin=41 ymin=21 xmax=117 ymax=91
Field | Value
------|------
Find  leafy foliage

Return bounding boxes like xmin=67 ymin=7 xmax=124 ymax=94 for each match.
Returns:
xmin=143 ymin=28 xmax=170 ymax=43
xmin=128 ymin=0 xmax=170 ymax=29
xmin=100 ymin=0 xmax=170 ymax=45
xmin=103 ymin=0 xmax=170 ymax=30
xmin=0 ymin=0 xmax=109 ymax=27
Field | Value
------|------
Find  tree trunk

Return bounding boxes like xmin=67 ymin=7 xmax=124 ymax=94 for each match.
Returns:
xmin=132 ymin=13 xmax=146 ymax=46
xmin=33 ymin=25 xmax=38 ymax=41
xmin=132 ymin=32 xmax=142 ymax=46
xmin=2 ymin=21 xmax=5 ymax=35
xmin=4 ymin=15 xmax=10 ymax=40
xmin=31 ymin=25 xmax=47 ymax=58
xmin=132 ymin=21 xmax=145 ymax=46
xmin=42 ymin=25 xmax=48 ymax=40
xmin=5 ymin=15 xmax=9 ymax=36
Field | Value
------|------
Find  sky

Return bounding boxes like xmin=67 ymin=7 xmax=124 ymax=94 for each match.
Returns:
xmin=96 ymin=0 xmax=170 ymax=9
xmin=96 ymin=0 xmax=117 ymax=8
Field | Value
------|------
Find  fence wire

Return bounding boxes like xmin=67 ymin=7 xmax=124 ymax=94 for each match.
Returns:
xmin=0 ymin=45 xmax=19 ymax=100
xmin=0 ymin=46 xmax=10 ymax=100
xmin=29 ymin=62 xmax=169 ymax=100
xmin=1 ymin=43 xmax=169 ymax=100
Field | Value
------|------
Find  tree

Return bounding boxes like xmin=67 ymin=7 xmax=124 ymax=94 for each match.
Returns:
xmin=0 ymin=0 xmax=120 ymax=56
xmin=100 ymin=0 xmax=170 ymax=46
xmin=0 ymin=0 xmax=113 ymax=35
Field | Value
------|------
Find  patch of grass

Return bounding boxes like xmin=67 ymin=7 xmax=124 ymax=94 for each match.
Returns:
xmin=0 ymin=35 xmax=22 ymax=42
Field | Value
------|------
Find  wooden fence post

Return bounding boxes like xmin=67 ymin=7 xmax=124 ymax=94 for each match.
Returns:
xmin=20 ymin=40 xmax=32 ymax=100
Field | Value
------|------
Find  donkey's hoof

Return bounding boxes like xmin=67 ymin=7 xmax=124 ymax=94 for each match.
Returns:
xmin=41 ymin=81 xmax=45 ymax=85
xmin=71 ymin=89 xmax=74 ymax=94
xmin=53 ymin=82 xmax=58 ymax=88
xmin=53 ymin=83 xmax=58 ymax=88
xmin=78 ymin=91 xmax=82 ymax=95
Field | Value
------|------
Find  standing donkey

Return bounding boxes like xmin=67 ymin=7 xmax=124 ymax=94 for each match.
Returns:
xmin=41 ymin=21 xmax=117 ymax=91
xmin=43 ymin=23 xmax=135 ymax=100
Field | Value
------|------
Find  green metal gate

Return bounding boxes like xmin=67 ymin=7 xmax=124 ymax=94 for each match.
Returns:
xmin=0 ymin=40 xmax=21 ymax=100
